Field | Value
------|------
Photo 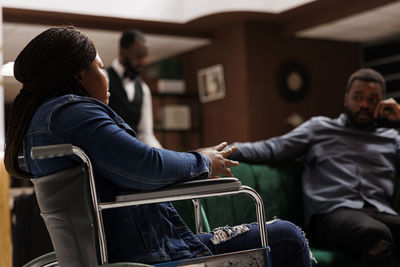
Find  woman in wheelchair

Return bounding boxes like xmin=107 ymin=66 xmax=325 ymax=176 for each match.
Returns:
xmin=4 ymin=26 xmax=312 ymax=267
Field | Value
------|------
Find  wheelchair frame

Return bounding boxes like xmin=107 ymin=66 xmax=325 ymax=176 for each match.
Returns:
xmin=30 ymin=144 xmax=272 ymax=266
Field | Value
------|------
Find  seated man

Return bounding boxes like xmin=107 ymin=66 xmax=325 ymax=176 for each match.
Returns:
xmin=229 ymin=68 xmax=400 ymax=267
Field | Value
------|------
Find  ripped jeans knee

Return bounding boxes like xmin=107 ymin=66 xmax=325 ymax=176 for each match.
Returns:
xmin=210 ymin=224 xmax=251 ymax=245
xmin=197 ymin=223 xmax=255 ymax=255
xmin=197 ymin=219 xmax=313 ymax=267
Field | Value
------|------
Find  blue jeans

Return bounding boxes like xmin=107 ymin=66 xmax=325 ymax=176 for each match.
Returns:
xmin=198 ymin=220 xmax=312 ymax=267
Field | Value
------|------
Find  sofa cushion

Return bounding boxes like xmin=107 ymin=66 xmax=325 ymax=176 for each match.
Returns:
xmin=200 ymin=162 xmax=304 ymax=229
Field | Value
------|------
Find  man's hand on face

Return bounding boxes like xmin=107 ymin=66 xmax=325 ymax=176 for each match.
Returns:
xmin=374 ymin=98 xmax=400 ymax=122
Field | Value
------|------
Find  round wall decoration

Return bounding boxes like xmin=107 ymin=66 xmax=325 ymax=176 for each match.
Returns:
xmin=276 ymin=61 xmax=309 ymax=101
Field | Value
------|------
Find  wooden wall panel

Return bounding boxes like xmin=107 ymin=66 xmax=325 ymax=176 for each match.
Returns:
xmin=182 ymin=23 xmax=251 ymax=146
xmin=181 ymin=21 xmax=360 ymax=145
xmin=244 ymin=21 xmax=360 ymax=141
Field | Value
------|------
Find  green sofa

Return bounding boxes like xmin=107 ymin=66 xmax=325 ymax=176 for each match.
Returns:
xmin=175 ymin=161 xmax=400 ymax=267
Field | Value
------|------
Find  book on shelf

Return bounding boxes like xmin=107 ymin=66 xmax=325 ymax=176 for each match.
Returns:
xmin=161 ymin=105 xmax=191 ymax=130
xmin=157 ymin=79 xmax=186 ymax=94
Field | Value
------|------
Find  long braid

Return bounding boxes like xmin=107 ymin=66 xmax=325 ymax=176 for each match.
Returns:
xmin=4 ymin=26 xmax=96 ymax=178
xmin=5 ymin=92 xmax=44 ymax=178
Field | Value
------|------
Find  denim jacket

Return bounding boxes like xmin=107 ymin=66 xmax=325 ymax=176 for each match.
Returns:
xmin=23 ymin=94 xmax=212 ymax=263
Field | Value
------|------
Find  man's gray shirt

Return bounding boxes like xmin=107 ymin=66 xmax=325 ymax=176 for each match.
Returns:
xmin=230 ymin=114 xmax=400 ymax=225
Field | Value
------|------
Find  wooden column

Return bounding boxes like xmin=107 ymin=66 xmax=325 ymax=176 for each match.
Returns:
xmin=0 ymin=160 xmax=12 ymax=267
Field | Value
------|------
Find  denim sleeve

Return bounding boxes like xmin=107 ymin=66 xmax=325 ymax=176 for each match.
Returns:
xmin=229 ymin=119 xmax=314 ymax=163
xmin=49 ymin=102 xmax=211 ymax=190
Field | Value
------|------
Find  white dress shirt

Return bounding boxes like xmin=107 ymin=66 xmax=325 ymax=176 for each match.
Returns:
xmin=105 ymin=59 xmax=162 ymax=148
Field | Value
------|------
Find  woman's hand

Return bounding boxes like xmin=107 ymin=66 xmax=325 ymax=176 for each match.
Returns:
xmin=197 ymin=142 xmax=239 ymax=178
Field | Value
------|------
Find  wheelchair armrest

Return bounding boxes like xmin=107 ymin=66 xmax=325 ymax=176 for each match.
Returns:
xmin=116 ymin=178 xmax=241 ymax=202
xmin=31 ymin=144 xmax=74 ymax=160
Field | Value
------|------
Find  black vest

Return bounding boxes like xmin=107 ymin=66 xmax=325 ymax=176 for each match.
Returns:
xmin=107 ymin=67 xmax=143 ymax=132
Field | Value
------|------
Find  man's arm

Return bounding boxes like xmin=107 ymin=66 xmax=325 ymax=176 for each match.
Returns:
xmin=229 ymin=119 xmax=315 ymax=163
xmin=376 ymin=98 xmax=400 ymax=162
xmin=136 ymin=81 xmax=162 ymax=148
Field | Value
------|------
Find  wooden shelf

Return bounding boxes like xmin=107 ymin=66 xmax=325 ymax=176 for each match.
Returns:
xmin=155 ymin=127 xmax=201 ymax=133
xmin=152 ymin=92 xmax=198 ymax=98
xmin=151 ymin=88 xmax=202 ymax=150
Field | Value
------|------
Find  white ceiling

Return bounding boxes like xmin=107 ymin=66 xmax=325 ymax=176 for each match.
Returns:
xmin=297 ymin=1 xmax=400 ymax=42
xmin=2 ymin=0 xmax=316 ymax=23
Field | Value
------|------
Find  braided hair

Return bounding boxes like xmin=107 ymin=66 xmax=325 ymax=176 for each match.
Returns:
xmin=5 ymin=26 xmax=97 ymax=178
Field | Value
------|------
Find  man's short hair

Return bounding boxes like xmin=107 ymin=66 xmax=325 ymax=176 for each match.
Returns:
xmin=119 ymin=29 xmax=146 ymax=49
xmin=346 ymin=68 xmax=386 ymax=94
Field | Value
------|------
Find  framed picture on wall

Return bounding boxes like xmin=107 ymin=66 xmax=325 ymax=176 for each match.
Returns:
xmin=197 ymin=64 xmax=226 ymax=103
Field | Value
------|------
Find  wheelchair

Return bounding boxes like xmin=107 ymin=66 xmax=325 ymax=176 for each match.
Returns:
xmin=23 ymin=144 xmax=272 ymax=267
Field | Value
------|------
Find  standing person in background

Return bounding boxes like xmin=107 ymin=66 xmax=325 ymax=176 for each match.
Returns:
xmin=106 ymin=29 xmax=161 ymax=147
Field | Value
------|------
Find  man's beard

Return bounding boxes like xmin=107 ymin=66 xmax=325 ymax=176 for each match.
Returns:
xmin=124 ymin=57 xmax=140 ymax=79
xmin=345 ymin=106 xmax=376 ymax=128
